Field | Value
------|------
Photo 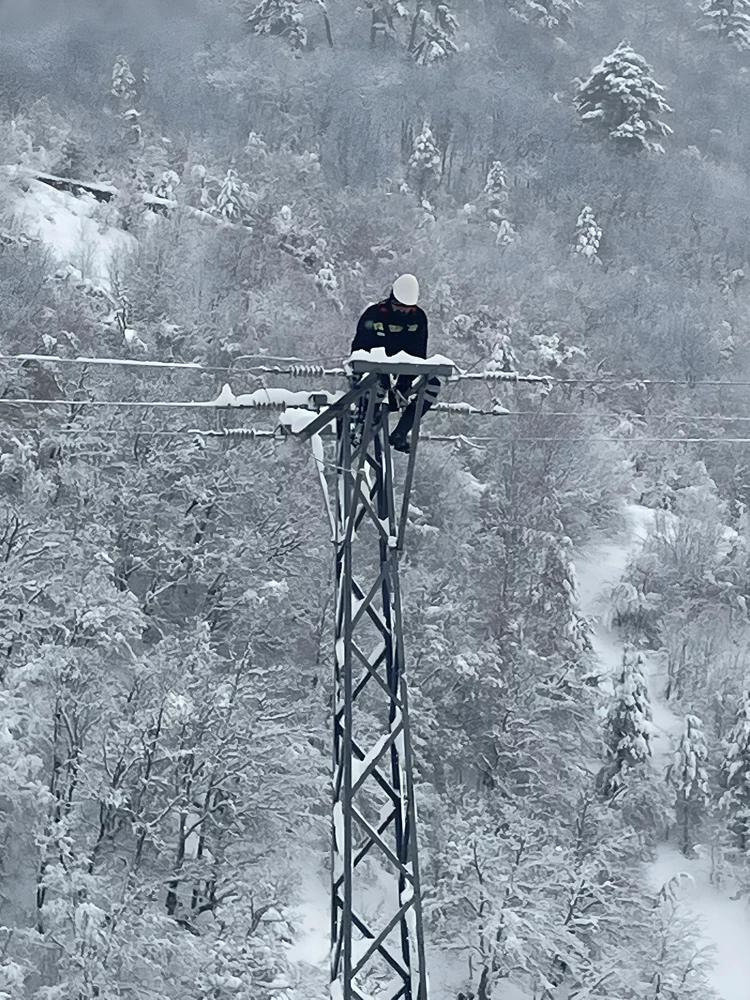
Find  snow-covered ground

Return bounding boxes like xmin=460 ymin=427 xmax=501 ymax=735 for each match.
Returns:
xmin=286 ymin=855 xmax=470 ymax=999
xmin=577 ymin=505 xmax=750 ymax=1000
xmin=6 ymin=174 xmax=135 ymax=287
xmin=648 ymin=845 xmax=750 ymax=1000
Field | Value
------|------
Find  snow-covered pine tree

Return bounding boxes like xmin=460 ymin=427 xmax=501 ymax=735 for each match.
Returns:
xmin=215 ymin=168 xmax=244 ymax=221
xmin=110 ymin=55 xmax=137 ymax=105
xmin=575 ymin=42 xmax=673 ymax=154
xmin=412 ymin=3 xmax=460 ymax=65
xmin=482 ymin=161 xmax=516 ymax=245
xmin=699 ymin=0 xmax=750 ymax=50
xmin=245 ymin=0 xmax=308 ymax=50
xmin=573 ymin=205 xmax=603 ymax=260
xmin=600 ymin=645 xmax=652 ymax=798
xmin=56 ymin=135 xmax=86 ymax=178
xmin=407 ymin=121 xmax=442 ymax=198
xmin=528 ymin=494 xmax=591 ymax=659
xmin=484 ymin=160 xmax=509 ymax=206
xmin=720 ymin=692 xmax=750 ymax=850
xmin=213 ymin=167 xmax=255 ymax=225
xmin=667 ymin=715 xmax=710 ymax=856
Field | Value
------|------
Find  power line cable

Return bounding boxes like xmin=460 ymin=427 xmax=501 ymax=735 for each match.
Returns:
xmin=1 ymin=426 xmax=280 ymax=441
xmin=9 ymin=423 xmax=750 ymax=446
xmin=434 ymin=408 xmax=750 ymax=422
xmin=9 ymin=352 xmax=750 ymax=389
xmin=0 ymin=353 xmax=346 ymax=377
xmin=6 ymin=395 xmax=750 ymax=429
xmin=452 ymin=372 xmax=750 ymax=388
xmin=0 ymin=397 xmax=275 ymax=409
xmin=486 ymin=437 xmax=750 ymax=444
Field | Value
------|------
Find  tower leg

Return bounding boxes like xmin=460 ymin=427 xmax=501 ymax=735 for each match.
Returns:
xmin=330 ymin=382 xmax=428 ymax=1000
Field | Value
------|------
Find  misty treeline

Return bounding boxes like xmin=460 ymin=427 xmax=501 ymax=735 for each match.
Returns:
xmin=2 ymin=0 xmax=750 ymax=997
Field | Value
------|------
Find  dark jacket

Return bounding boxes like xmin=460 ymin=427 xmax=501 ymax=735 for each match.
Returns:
xmin=352 ymin=298 xmax=429 ymax=359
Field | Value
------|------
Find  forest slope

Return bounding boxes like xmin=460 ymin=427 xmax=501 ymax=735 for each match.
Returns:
xmin=2 ymin=1 xmax=750 ymax=998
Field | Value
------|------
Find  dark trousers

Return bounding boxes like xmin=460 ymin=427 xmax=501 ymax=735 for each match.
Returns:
xmin=391 ymin=377 xmax=441 ymax=437
xmin=352 ymin=375 xmax=441 ymax=436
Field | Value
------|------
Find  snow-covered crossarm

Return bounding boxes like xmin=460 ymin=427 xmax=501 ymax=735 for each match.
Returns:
xmin=210 ymin=384 xmax=342 ymax=409
xmin=348 ymin=347 xmax=455 ymax=377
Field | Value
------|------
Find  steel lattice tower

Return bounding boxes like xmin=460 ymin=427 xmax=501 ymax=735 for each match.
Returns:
xmin=300 ymin=358 xmax=451 ymax=1000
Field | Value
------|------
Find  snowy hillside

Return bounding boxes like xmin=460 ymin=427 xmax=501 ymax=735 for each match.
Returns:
xmin=5 ymin=170 xmax=135 ymax=288
xmin=4 ymin=1 xmax=750 ymax=998
xmin=579 ymin=507 xmax=750 ymax=1000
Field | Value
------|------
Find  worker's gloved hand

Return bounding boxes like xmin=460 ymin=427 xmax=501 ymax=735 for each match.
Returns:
xmin=395 ymin=374 xmax=414 ymax=396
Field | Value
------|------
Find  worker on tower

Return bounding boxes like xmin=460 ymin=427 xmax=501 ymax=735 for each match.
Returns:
xmin=351 ymin=274 xmax=441 ymax=453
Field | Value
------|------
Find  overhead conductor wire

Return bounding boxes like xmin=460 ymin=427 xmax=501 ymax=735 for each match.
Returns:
xmin=7 ymin=352 xmax=750 ymax=388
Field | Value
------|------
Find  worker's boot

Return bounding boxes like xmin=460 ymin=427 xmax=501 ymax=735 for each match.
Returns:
xmin=389 ymin=430 xmax=411 ymax=454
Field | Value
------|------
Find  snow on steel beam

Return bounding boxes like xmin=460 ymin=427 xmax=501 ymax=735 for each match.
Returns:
xmin=348 ymin=348 xmax=455 ymax=378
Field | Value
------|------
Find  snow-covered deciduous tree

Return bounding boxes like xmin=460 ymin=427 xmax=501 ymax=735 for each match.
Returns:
xmin=425 ymin=789 xmax=668 ymax=1000
xmin=407 ymin=121 xmax=442 ymax=199
xmin=315 ymin=260 xmax=343 ymax=311
xmin=245 ymin=0 xmax=308 ymax=50
xmin=493 ymin=217 xmax=516 ymax=246
xmin=529 ymin=330 xmax=585 ymax=375
xmin=122 ymin=107 xmax=142 ymax=146
xmin=599 ymin=645 xmax=652 ymax=798
xmin=272 ymin=203 xmax=329 ymax=271
xmin=699 ymin=0 xmax=750 ymax=50
xmin=573 ymin=205 xmax=602 ymax=260
xmin=645 ymin=874 xmax=714 ymax=998
xmin=368 ymin=1 xmax=409 ymax=45
xmin=153 ymin=169 xmax=181 ymax=202
xmin=507 ymin=0 xmax=581 ymax=29
xmin=411 ymin=3 xmax=460 ymax=65
xmin=451 ymin=309 xmax=518 ymax=372
xmin=720 ymin=692 xmax=750 ymax=850
xmin=244 ymin=129 xmax=268 ymax=161
xmin=667 ymin=715 xmax=710 ymax=856
xmin=575 ymin=42 xmax=673 ymax=153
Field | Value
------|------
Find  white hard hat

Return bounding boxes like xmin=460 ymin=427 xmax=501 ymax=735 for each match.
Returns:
xmin=392 ymin=273 xmax=419 ymax=306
